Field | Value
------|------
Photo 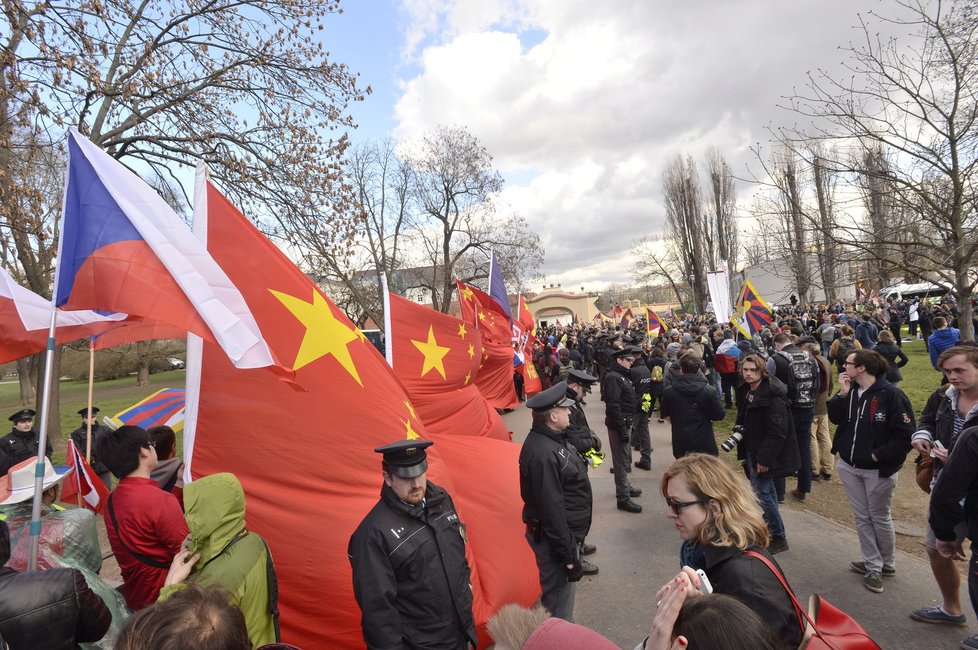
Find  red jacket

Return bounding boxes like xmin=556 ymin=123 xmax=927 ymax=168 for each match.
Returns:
xmin=105 ymin=477 xmax=188 ymax=610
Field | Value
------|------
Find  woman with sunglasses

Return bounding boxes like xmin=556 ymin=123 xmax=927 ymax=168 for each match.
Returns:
xmin=659 ymin=454 xmax=802 ymax=648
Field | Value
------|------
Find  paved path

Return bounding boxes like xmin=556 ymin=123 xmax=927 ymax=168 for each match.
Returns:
xmin=501 ymin=397 xmax=971 ymax=649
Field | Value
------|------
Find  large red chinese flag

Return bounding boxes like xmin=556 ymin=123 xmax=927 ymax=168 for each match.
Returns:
xmin=456 ymin=281 xmax=519 ymax=409
xmin=516 ymin=295 xmax=542 ymax=397
xmin=387 ymin=292 xmax=510 ymax=441
xmin=187 ymin=179 xmax=535 ymax=648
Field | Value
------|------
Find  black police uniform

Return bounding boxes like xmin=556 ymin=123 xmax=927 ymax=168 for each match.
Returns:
xmin=0 ymin=410 xmax=52 ymax=475
xmin=601 ymin=359 xmax=639 ymax=508
xmin=519 ymin=382 xmax=592 ymax=621
xmin=629 ymin=359 xmax=653 ymax=467
xmin=70 ymin=422 xmax=111 ymax=482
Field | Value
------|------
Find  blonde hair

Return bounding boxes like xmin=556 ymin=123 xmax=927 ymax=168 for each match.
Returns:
xmin=661 ymin=454 xmax=770 ymax=550
xmin=487 ymin=604 xmax=550 ymax=650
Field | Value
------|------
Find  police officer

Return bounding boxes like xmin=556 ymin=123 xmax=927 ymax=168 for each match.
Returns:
xmin=563 ymin=369 xmax=602 ymax=575
xmin=0 ymin=409 xmax=52 ymax=475
xmin=348 ymin=440 xmax=476 ymax=650
xmin=70 ymin=407 xmax=112 ymax=488
xmin=519 ymin=382 xmax=592 ymax=621
xmin=629 ymin=346 xmax=653 ymax=470
xmin=602 ymin=347 xmax=642 ymax=513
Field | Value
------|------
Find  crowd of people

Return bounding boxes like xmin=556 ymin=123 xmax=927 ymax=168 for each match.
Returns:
xmin=2 ymin=292 xmax=978 ymax=649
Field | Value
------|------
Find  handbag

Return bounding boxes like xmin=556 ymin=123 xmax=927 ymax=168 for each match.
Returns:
xmin=744 ymin=550 xmax=881 ymax=649
xmin=915 ymin=452 xmax=934 ymax=494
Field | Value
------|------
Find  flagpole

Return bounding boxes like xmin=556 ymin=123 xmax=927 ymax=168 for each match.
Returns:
xmin=381 ymin=275 xmax=393 ymax=367
xmin=85 ymin=338 xmax=95 ymax=462
xmin=28 ymin=309 xmax=58 ymax=571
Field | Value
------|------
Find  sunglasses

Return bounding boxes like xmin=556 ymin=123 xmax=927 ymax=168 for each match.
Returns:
xmin=666 ymin=498 xmax=710 ymax=516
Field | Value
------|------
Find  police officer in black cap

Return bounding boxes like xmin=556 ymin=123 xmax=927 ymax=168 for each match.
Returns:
xmin=519 ymin=381 xmax=593 ymax=621
xmin=563 ymin=369 xmax=602 ymax=575
xmin=348 ymin=439 xmax=476 ymax=650
xmin=0 ymin=409 xmax=51 ymax=475
xmin=70 ymin=407 xmax=112 ymax=488
xmin=602 ymin=348 xmax=642 ymax=513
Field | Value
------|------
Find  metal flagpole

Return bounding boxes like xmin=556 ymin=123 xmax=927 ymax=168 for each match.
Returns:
xmin=85 ymin=338 xmax=95 ymax=462
xmin=27 ymin=309 xmax=58 ymax=571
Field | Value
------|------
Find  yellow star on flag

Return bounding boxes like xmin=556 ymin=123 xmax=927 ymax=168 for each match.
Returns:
xmin=467 ymin=343 xmax=475 ymax=359
xmin=270 ymin=288 xmax=362 ymax=384
xmin=404 ymin=418 xmax=420 ymax=440
xmin=478 ymin=311 xmax=486 ymax=322
xmin=411 ymin=325 xmax=451 ymax=379
xmin=464 ymin=371 xmax=471 ymax=385
xmin=462 ymin=286 xmax=474 ymax=301
xmin=404 ymin=400 xmax=417 ymax=421
xmin=458 ymin=323 xmax=467 ymax=339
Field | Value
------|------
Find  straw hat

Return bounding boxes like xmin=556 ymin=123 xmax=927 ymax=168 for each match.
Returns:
xmin=0 ymin=456 xmax=73 ymax=506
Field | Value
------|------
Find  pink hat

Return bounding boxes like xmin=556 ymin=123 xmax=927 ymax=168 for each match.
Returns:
xmin=522 ymin=617 xmax=620 ymax=650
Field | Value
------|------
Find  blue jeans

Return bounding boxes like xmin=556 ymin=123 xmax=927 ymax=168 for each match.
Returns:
xmin=747 ymin=454 xmax=786 ymax=539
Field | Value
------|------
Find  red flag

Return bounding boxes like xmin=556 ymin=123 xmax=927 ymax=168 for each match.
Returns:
xmin=60 ymin=440 xmax=110 ymax=513
xmin=516 ymin=295 xmax=541 ymax=397
xmin=386 ymin=292 xmax=510 ymax=441
xmin=187 ymin=181 xmax=536 ymax=648
xmin=456 ymin=281 xmax=519 ymax=409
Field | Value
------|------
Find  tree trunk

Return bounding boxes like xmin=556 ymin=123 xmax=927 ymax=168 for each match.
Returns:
xmin=955 ymin=275 xmax=975 ymax=343
xmin=16 ymin=357 xmax=34 ymax=404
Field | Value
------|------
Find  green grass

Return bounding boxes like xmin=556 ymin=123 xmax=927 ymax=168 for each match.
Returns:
xmin=0 ymin=370 xmax=187 ymax=464
xmin=712 ymin=333 xmax=938 ymax=437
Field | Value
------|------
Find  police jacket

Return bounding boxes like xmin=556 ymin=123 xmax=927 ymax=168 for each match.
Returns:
xmin=602 ymin=364 xmax=636 ymax=430
xmin=930 ymin=426 xmax=978 ymax=545
xmin=519 ymin=422 xmax=592 ymax=564
xmin=735 ymin=377 xmax=799 ymax=479
xmin=0 ymin=565 xmax=111 ymax=649
xmin=915 ymin=386 xmax=978 ymax=474
xmin=564 ymin=388 xmax=600 ymax=454
xmin=629 ymin=363 xmax=652 ymax=414
xmin=0 ymin=429 xmax=53 ymax=474
xmin=348 ymin=481 xmax=476 ymax=650
xmin=661 ymin=373 xmax=725 ymax=458
xmin=69 ymin=423 xmax=109 ymax=476
xmin=827 ymin=377 xmax=913 ymax=478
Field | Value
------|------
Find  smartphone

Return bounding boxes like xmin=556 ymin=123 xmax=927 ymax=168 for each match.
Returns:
xmin=695 ymin=568 xmax=713 ymax=594
xmin=934 ymin=440 xmax=946 ymax=450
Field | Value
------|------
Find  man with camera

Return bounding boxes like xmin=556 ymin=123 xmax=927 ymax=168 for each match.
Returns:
xmin=734 ymin=354 xmax=799 ymax=554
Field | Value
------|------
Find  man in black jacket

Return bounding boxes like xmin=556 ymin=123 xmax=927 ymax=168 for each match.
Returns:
xmin=828 ymin=349 xmax=914 ymax=594
xmin=0 ymin=409 xmax=52 ymax=475
xmin=910 ymin=346 xmax=978 ymax=627
xmin=629 ymin=348 xmax=653 ymax=470
xmin=519 ymin=382 xmax=593 ymax=621
xmin=562 ymin=369 xmax=601 ymax=575
xmin=930 ymin=425 xmax=978 ymax=650
xmin=601 ymin=347 xmax=642 ymax=513
xmin=348 ymin=440 xmax=476 ymax=650
xmin=0 ymin=520 xmax=111 ymax=649
xmin=69 ymin=407 xmax=112 ymax=488
xmin=661 ymin=353 xmax=725 ymax=458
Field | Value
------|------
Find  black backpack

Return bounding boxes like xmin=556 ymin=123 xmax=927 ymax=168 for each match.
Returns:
xmin=778 ymin=350 xmax=818 ymax=409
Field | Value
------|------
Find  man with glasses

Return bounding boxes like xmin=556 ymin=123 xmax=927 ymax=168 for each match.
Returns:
xmin=828 ymin=349 xmax=914 ymax=594
xmin=601 ymin=347 xmax=643 ymax=513
xmin=97 ymin=425 xmax=188 ymax=610
xmin=0 ymin=408 xmax=52 ymax=475
xmin=520 ymin=381 xmax=593 ymax=621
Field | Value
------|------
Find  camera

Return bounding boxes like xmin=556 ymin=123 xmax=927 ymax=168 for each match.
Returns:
xmin=721 ymin=425 xmax=745 ymax=453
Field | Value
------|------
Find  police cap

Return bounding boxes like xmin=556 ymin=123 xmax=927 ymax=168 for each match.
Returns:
xmin=567 ymin=369 xmax=598 ymax=386
xmin=612 ymin=347 xmax=639 ymax=360
xmin=525 ymin=381 xmax=575 ymax=411
xmin=8 ymin=409 xmax=35 ymax=423
xmin=375 ymin=439 xmax=433 ymax=478
xmin=77 ymin=407 xmax=101 ymax=418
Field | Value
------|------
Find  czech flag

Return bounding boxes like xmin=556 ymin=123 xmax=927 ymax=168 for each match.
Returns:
xmin=55 ymin=129 xmax=280 ymax=371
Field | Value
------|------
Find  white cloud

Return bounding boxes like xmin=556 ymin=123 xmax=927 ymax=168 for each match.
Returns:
xmin=390 ymin=0 xmax=915 ymax=290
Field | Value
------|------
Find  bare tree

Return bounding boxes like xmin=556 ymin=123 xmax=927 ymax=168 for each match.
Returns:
xmin=706 ymin=148 xmax=739 ymax=271
xmin=811 ymin=146 xmax=840 ymax=301
xmin=662 ymin=155 xmax=708 ymax=312
xmin=632 ymin=235 xmax=691 ymax=308
xmin=780 ymin=0 xmax=978 ymax=339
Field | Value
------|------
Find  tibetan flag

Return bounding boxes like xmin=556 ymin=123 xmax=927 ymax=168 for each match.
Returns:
xmin=60 ymin=440 xmax=110 ymax=513
xmin=386 ymin=291 xmax=509 ymax=441
xmin=108 ymin=388 xmax=186 ymax=433
xmin=646 ymin=307 xmax=669 ymax=336
xmin=186 ymin=177 xmax=535 ymax=648
xmin=55 ymin=129 xmax=279 ymax=372
xmin=621 ymin=307 xmax=633 ymax=328
xmin=456 ymin=281 xmax=520 ymax=409
xmin=487 ymin=251 xmax=513 ymax=319
xmin=732 ymin=280 xmax=773 ymax=337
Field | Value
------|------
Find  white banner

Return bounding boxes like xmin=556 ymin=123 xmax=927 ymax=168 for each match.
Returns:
xmin=707 ymin=265 xmax=732 ymax=324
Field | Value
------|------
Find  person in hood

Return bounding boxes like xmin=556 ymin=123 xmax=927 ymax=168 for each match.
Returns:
xmin=660 ymin=353 xmax=725 ymax=458
xmin=734 ymin=355 xmax=799 ymax=555
xmin=167 ymin=472 xmax=278 ymax=647
xmin=828 ymin=349 xmax=914 ymax=595
xmin=147 ymin=425 xmax=184 ymax=505
xmin=929 ymin=316 xmax=961 ymax=372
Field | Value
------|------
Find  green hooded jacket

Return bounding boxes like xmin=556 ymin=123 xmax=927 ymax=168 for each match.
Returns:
xmin=182 ymin=472 xmax=278 ymax=647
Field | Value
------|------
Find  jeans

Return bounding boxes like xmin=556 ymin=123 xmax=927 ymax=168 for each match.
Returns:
xmin=747 ymin=454 xmax=786 ymax=538
xmin=822 ymin=340 xmax=833 ymax=358
xmin=720 ymin=373 xmax=739 ymax=407
xmin=837 ymin=458 xmax=897 ymax=572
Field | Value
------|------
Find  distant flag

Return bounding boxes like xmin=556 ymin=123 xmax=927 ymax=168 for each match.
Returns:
xmin=108 ymin=388 xmax=186 ymax=432
xmin=456 ymin=280 xmax=520 ymax=409
xmin=487 ymin=251 xmax=513 ymax=319
xmin=516 ymin=295 xmax=541 ymax=397
xmin=554 ymin=318 xmax=562 ymax=327
xmin=55 ymin=129 xmax=282 ymax=372
xmin=60 ymin=440 xmax=109 ymax=513
xmin=731 ymin=280 xmax=773 ymax=337
xmin=613 ymin=304 xmax=623 ymax=319
xmin=868 ymin=288 xmax=883 ymax=305
xmin=620 ymin=307 xmax=633 ymax=328
xmin=646 ymin=307 xmax=669 ymax=335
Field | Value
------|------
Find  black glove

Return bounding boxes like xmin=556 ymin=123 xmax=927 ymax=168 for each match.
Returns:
xmin=590 ymin=435 xmax=602 ymax=452
xmin=566 ymin=558 xmax=584 ymax=582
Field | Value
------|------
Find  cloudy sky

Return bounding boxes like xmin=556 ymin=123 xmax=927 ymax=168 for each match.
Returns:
xmin=324 ymin=0 xmax=912 ymax=292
